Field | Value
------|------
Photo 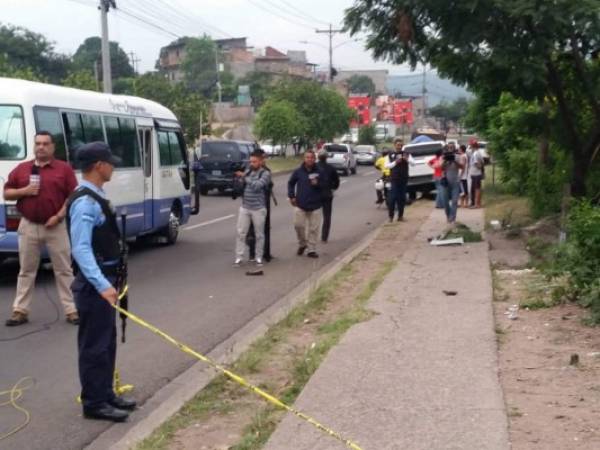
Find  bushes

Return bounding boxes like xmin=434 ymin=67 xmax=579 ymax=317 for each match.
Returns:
xmin=547 ymin=201 xmax=600 ymax=322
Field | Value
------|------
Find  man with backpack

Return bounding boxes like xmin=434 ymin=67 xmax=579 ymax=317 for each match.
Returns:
xmin=233 ymin=150 xmax=272 ymax=267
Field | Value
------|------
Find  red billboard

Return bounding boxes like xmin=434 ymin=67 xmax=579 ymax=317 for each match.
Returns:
xmin=348 ymin=96 xmax=371 ymax=126
xmin=376 ymin=96 xmax=414 ymax=124
xmin=392 ymin=100 xmax=413 ymax=125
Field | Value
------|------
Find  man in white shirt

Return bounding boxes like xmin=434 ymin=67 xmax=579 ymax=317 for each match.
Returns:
xmin=469 ymin=141 xmax=484 ymax=208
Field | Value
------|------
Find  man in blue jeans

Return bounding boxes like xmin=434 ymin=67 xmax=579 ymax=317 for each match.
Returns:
xmin=441 ymin=143 xmax=465 ymax=224
xmin=384 ymin=138 xmax=415 ymax=222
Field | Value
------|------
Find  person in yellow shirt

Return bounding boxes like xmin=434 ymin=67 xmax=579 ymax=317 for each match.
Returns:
xmin=374 ymin=149 xmax=391 ymax=205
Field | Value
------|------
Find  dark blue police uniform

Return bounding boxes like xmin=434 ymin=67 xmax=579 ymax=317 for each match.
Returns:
xmin=66 ymin=142 xmax=135 ymax=422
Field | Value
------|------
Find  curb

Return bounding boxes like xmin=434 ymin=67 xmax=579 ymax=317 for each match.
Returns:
xmin=85 ymin=222 xmax=384 ymax=450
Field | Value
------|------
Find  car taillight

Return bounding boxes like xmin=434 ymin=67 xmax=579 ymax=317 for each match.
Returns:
xmin=5 ymin=205 xmax=21 ymax=232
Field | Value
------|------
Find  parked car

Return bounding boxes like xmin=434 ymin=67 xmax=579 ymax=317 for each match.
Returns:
xmin=323 ymin=143 xmax=357 ymax=176
xmin=260 ymin=141 xmax=283 ymax=156
xmin=354 ymin=145 xmax=377 ymax=165
xmin=402 ymin=140 xmax=446 ymax=199
xmin=195 ymin=140 xmax=251 ymax=195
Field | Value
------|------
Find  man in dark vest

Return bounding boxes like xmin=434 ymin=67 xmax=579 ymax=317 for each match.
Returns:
xmin=384 ymin=138 xmax=415 ymax=222
xmin=67 ymin=142 xmax=136 ymax=422
xmin=317 ymin=149 xmax=340 ymax=242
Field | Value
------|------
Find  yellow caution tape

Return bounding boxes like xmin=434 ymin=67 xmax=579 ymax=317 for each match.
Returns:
xmin=0 ymin=377 xmax=34 ymax=442
xmin=115 ymin=285 xmax=363 ymax=450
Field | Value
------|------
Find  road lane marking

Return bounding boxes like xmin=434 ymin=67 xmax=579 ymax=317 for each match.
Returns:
xmin=340 ymin=179 xmax=348 ymax=185
xmin=183 ymin=214 xmax=235 ymax=231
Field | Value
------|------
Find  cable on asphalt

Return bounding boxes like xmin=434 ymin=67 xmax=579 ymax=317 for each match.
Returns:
xmin=0 ymin=377 xmax=34 ymax=442
xmin=114 ymin=285 xmax=364 ymax=450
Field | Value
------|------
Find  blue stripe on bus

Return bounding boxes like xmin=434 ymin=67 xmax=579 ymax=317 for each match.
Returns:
xmin=0 ymin=196 xmax=191 ymax=255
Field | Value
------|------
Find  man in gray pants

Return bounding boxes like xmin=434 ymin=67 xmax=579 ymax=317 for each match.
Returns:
xmin=234 ymin=150 xmax=272 ymax=267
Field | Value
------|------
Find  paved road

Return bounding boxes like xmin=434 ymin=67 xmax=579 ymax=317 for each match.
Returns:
xmin=0 ymin=166 xmax=389 ymax=450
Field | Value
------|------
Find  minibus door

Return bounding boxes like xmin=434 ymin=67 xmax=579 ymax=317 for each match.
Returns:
xmin=138 ymin=126 xmax=154 ymax=231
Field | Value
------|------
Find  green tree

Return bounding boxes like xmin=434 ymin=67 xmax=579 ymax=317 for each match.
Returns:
xmin=179 ymin=36 xmax=217 ymax=96
xmin=73 ymin=37 xmax=134 ymax=80
xmin=429 ymin=97 xmax=470 ymax=132
xmin=358 ymin=125 xmax=376 ymax=145
xmin=62 ymin=70 xmax=98 ymax=91
xmin=133 ymin=73 xmax=209 ymax=146
xmin=347 ymin=74 xmax=376 ymax=97
xmin=0 ymin=23 xmax=71 ymax=82
xmin=0 ymin=54 xmax=45 ymax=81
xmin=254 ymin=99 xmax=304 ymax=152
xmin=237 ymin=71 xmax=274 ymax=107
xmin=218 ymin=71 xmax=237 ymax=102
xmin=345 ymin=0 xmax=600 ymax=197
xmin=271 ymin=80 xmax=353 ymax=143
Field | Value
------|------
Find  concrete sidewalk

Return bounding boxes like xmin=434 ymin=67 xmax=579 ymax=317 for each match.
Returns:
xmin=264 ymin=208 xmax=510 ymax=450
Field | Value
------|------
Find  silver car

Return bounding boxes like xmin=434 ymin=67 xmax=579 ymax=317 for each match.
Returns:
xmin=323 ymin=143 xmax=357 ymax=176
xmin=354 ymin=145 xmax=377 ymax=165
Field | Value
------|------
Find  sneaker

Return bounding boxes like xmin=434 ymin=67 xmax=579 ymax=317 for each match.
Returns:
xmin=307 ymin=251 xmax=319 ymax=259
xmin=256 ymin=259 xmax=264 ymax=267
xmin=66 ymin=312 xmax=80 ymax=325
xmin=297 ymin=246 xmax=307 ymax=256
xmin=397 ymin=217 xmax=405 ymax=222
xmin=5 ymin=311 xmax=28 ymax=327
xmin=233 ymin=259 xmax=243 ymax=267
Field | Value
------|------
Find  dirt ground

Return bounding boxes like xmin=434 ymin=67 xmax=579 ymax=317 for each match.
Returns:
xmin=492 ymin=232 xmax=600 ymax=449
xmin=165 ymin=201 xmax=432 ymax=450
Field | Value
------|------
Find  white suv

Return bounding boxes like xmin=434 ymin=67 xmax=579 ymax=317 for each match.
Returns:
xmin=323 ymin=143 xmax=358 ymax=176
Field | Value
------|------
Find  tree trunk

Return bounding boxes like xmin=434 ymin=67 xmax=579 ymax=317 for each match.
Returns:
xmin=538 ymin=99 xmax=550 ymax=168
xmin=571 ymin=152 xmax=588 ymax=197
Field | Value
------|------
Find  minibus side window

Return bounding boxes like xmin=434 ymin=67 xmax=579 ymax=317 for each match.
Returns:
xmin=158 ymin=130 xmax=171 ymax=166
xmin=62 ymin=112 xmax=105 ymax=166
xmin=34 ymin=108 xmax=67 ymax=161
xmin=104 ymin=116 xmax=141 ymax=168
xmin=157 ymin=130 xmax=185 ymax=166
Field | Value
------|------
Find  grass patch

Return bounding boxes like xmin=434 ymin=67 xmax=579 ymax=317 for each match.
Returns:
xmin=136 ymin=375 xmax=232 ymax=450
xmin=483 ymin=182 xmax=533 ymax=232
xmin=508 ymin=406 xmax=523 ymax=418
xmin=267 ymin=155 xmax=303 ymax=173
xmin=137 ymin=250 xmax=397 ymax=450
xmin=520 ymin=298 xmax=554 ymax=310
xmin=443 ymin=223 xmax=483 ymax=243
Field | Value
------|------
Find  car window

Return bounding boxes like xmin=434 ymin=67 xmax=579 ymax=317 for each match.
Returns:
xmin=202 ymin=142 xmax=244 ymax=161
xmin=324 ymin=144 xmax=348 ymax=153
xmin=403 ymin=143 xmax=444 ymax=157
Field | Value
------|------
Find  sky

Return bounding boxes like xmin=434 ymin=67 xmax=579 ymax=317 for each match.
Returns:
xmin=3 ymin=0 xmax=418 ymax=75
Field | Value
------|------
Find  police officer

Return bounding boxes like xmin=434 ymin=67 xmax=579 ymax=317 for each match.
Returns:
xmin=67 ymin=142 xmax=136 ymax=422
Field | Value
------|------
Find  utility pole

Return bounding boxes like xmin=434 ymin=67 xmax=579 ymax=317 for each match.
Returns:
xmin=128 ymin=51 xmax=141 ymax=75
xmin=421 ymin=64 xmax=427 ymax=122
xmin=99 ymin=0 xmax=116 ymax=93
xmin=316 ymin=24 xmax=343 ymax=83
xmin=215 ymin=46 xmax=222 ymax=103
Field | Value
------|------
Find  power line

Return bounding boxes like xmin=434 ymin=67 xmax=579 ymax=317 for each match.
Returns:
xmin=115 ymin=8 xmax=181 ymax=38
xmin=260 ymin=0 xmax=320 ymax=28
xmin=152 ymin=0 xmax=233 ymax=38
xmin=118 ymin=2 xmax=193 ymax=37
xmin=278 ymin=0 xmax=330 ymax=26
xmin=246 ymin=0 xmax=315 ymax=30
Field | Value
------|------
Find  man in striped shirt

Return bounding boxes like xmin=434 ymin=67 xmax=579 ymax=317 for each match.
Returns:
xmin=233 ymin=150 xmax=272 ymax=267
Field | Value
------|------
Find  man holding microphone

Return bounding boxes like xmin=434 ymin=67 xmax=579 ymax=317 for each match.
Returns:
xmin=4 ymin=131 xmax=79 ymax=327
